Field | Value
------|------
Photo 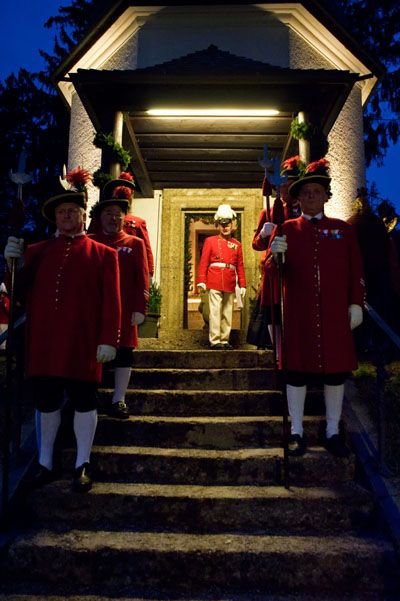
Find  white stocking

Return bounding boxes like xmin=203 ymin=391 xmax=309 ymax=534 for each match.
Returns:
xmin=36 ymin=409 xmax=61 ymax=470
xmin=73 ymin=409 xmax=98 ymax=468
xmin=112 ymin=367 xmax=131 ymax=405
xmin=286 ymin=385 xmax=307 ymax=436
xmin=268 ymin=325 xmax=281 ymax=359
xmin=324 ymin=384 xmax=344 ymax=438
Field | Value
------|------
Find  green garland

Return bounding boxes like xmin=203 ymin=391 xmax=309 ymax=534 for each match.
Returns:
xmin=290 ymin=118 xmax=315 ymax=141
xmin=93 ymin=132 xmax=132 ymax=171
xmin=92 ymin=169 xmax=113 ymax=190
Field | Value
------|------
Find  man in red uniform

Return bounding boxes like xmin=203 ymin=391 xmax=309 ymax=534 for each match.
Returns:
xmin=197 ymin=204 xmax=246 ymax=349
xmin=251 ymin=156 xmax=304 ymax=349
xmin=91 ymin=175 xmax=149 ymax=419
xmin=4 ymin=179 xmax=121 ymax=492
xmin=0 ymin=283 xmax=9 ymax=351
xmin=88 ymin=172 xmax=154 ymax=277
xmin=266 ymin=159 xmax=365 ymax=457
xmin=123 ymin=214 xmax=154 ymax=278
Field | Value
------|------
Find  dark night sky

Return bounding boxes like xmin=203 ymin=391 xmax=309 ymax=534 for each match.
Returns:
xmin=1 ymin=0 xmax=398 ymax=210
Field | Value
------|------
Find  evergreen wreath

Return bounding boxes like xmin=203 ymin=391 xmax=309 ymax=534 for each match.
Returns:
xmin=290 ymin=117 xmax=315 ymax=141
xmin=92 ymin=168 xmax=113 ymax=190
xmin=93 ymin=132 xmax=132 ymax=170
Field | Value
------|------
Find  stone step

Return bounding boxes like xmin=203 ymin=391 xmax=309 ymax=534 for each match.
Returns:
xmin=97 ymin=389 xmax=324 ymax=416
xmin=103 ymin=367 xmax=277 ymax=390
xmin=28 ymin=481 xmax=373 ymax=534
xmin=63 ymin=445 xmax=355 ymax=485
xmin=0 ymin=593 xmax=390 ymax=601
xmin=95 ymin=415 xmax=327 ymax=448
xmin=131 ymin=349 xmax=274 ymax=369
xmin=5 ymin=530 xmax=398 ymax=595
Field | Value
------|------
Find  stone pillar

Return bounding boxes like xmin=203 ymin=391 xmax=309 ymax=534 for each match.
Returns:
xmin=326 ymin=85 xmax=365 ymax=220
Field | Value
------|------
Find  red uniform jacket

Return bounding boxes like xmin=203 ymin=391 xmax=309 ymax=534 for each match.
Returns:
xmin=92 ymin=231 xmax=149 ymax=348
xmin=123 ymin=215 xmax=154 ymax=276
xmin=197 ymin=235 xmax=246 ymax=293
xmin=23 ymin=234 xmax=121 ymax=382
xmin=264 ymin=215 xmax=365 ymax=373
xmin=0 ymin=294 xmax=9 ymax=324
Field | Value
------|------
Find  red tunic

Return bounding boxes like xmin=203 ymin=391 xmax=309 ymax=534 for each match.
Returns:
xmin=264 ymin=215 xmax=365 ymax=373
xmin=92 ymin=231 xmax=149 ymax=348
xmin=0 ymin=294 xmax=9 ymax=325
xmin=123 ymin=215 xmax=154 ymax=276
xmin=197 ymin=235 xmax=246 ymax=293
xmin=24 ymin=234 xmax=121 ymax=382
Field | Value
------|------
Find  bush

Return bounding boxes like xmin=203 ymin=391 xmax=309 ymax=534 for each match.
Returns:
xmin=148 ymin=281 xmax=162 ymax=314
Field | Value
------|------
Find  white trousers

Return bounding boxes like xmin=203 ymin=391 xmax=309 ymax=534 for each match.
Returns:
xmin=208 ymin=289 xmax=234 ymax=345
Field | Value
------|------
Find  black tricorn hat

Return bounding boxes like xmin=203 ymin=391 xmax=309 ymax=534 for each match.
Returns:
xmin=102 ymin=172 xmax=136 ymax=200
xmin=91 ymin=197 xmax=130 ymax=217
xmin=288 ymin=159 xmax=331 ymax=198
xmin=41 ymin=191 xmax=86 ymax=223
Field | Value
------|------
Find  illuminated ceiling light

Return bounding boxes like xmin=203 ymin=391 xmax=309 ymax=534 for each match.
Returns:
xmin=146 ymin=108 xmax=279 ymax=117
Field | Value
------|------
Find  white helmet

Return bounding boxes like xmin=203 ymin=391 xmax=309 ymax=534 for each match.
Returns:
xmin=214 ymin=204 xmax=236 ymax=222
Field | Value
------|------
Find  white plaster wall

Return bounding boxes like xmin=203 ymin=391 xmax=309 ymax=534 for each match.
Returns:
xmin=326 ymin=85 xmax=365 ymax=220
xmin=103 ymin=33 xmax=139 ymax=70
xmin=68 ymin=93 xmax=102 ymax=211
xmin=289 ymin=31 xmax=365 ymax=220
xmin=137 ymin=5 xmax=289 ymax=68
xmin=133 ymin=191 xmax=162 ymax=282
xmin=289 ymin=30 xmax=332 ymax=70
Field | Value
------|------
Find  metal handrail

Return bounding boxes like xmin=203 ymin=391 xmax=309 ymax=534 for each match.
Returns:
xmin=364 ymin=302 xmax=400 ymax=350
xmin=362 ymin=302 xmax=400 ymax=471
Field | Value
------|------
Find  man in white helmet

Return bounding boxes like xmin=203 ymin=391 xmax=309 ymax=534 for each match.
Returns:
xmin=197 ymin=204 xmax=246 ymax=349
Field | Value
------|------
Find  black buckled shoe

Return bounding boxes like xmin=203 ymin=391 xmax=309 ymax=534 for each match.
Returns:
xmin=29 ymin=464 xmax=60 ymax=489
xmin=222 ymin=343 xmax=233 ymax=350
xmin=210 ymin=343 xmax=224 ymax=349
xmin=72 ymin=462 xmax=93 ymax=493
xmin=324 ymin=434 xmax=350 ymax=458
xmin=107 ymin=400 xmax=129 ymax=419
xmin=288 ymin=434 xmax=307 ymax=457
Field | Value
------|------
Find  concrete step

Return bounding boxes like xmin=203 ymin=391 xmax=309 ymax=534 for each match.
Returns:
xmin=131 ymin=349 xmax=274 ymax=369
xmin=28 ymin=481 xmax=373 ymax=534
xmin=0 ymin=593 xmax=391 ymax=601
xmin=0 ymin=584 xmax=390 ymax=601
xmin=103 ymin=367 xmax=277 ymax=390
xmin=5 ymin=530 xmax=398 ymax=595
xmin=62 ymin=445 xmax=355 ymax=485
xmin=97 ymin=389 xmax=324 ymax=416
xmin=95 ymin=415 xmax=327 ymax=448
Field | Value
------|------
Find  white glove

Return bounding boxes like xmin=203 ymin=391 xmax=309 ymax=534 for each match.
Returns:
xmin=240 ymin=288 xmax=246 ymax=298
xmin=96 ymin=344 xmax=117 ymax=363
xmin=270 ymin=235 xmax=287 ymax=258
xmin=4 ymin=237 xmax=24 ymax=268
xmin=260 ymin=222 xmax=276 ymax=239
xmin=197 ymin=283 xmax=206 ymax=291
xmin=131 ymin=312 xmax=145 ymax=325
xmin=348 ymin=304 xmax=363 ymax=330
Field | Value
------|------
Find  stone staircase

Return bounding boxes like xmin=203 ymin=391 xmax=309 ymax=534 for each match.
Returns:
xmin=0 ymin=348 xmax=399 ymax=600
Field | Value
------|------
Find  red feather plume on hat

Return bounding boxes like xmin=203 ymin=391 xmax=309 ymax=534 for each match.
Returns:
xmin=305 ymin=158 xmax=330 ymax=175
xmin=282 ymin=155 xmax=302 ymax=170
xmin=119 ymin=171 xmax=135 ymax=184
xmin=66 ymin=166 xmax=92 ymax=192
xmin=112 ymin=186 xmax=133 ymax=200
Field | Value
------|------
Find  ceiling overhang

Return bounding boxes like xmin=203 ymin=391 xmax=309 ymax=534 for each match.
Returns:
xmin=68 ymin=46 xmax=359 ymax=196
xmin=55 ymin=2 xmax=381 ymax=108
